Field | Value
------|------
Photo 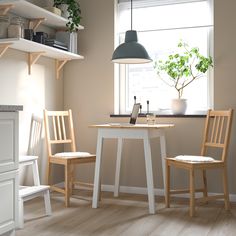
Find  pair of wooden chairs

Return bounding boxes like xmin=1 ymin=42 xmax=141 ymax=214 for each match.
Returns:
xmin=20 ymin=109 xmax=95 ymax=229
xmin=23 ymin=108 xmax=233 ymax=218
xmin=166 ymin=109 xmax=233 ymax=216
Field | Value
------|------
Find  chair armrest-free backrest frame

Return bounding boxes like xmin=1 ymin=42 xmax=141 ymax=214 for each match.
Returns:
xmin=201 ymin=109 xmax=233 ymax=162
xmin=44 ymin=109 xmax=76 ymax=156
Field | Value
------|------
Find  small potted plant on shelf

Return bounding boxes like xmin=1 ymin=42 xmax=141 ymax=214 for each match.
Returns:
xmin=54 ymin=0 xmax=82 ymax=54
xmin=53 ymin=0 xmax=82 ymax=32
xmin=154 ymin=41 xmax=213 ymax=115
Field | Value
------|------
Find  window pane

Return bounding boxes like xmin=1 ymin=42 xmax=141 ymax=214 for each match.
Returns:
xmin=119 ymin=1 xmax=211 ymax=32
xmin=117 ymin=0 xmax=213 ymax=114
xmin=122 ymin=26 xmax=211 ymax=113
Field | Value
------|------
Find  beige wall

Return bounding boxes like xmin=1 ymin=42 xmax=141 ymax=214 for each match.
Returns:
xmin=63 ymin=0 xmax=236 ymax=195
xmin=2 ymin=0 xmax=235 ymax=194
xmin=0 ymin=47 xmax=63 ymax=184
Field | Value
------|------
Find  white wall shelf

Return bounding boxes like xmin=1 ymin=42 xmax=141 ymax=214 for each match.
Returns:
xmin=0 ymin=0 xmax=84 ymax=79
xmin=0 ymin=0 xmax=84 ymax=30
xmin=0 ymin=38 xmax=83 ymax=79
xmin=0 ymin=38 xmax=84 ymax=60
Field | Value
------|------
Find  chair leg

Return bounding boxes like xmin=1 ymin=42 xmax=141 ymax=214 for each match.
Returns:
xmin=189 ymin=168 xmax=195 ymax=217
xmin=165 ymin=160 xmax=170 ymax=208
xmin=18 ymin=198 xmax=24 ymax=229
xmin=46 ymin=162 xmax=52 ymax=186
xmin=32 ymin=159 xmax=40 ymax=185
xmin=223 ymin=166 xmax=230 ymax=210
xmin=70 ymin=165 xmax=75 ymax=196
xmin=65 ymin=162 xmax=70 ymax=207
xmin=44 ymin=190 xmax=52 ymax=216
xmin=202 ymin=169 xmax=208 ymax=203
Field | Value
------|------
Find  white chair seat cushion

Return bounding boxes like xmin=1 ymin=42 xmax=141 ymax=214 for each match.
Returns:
xmin=54 ymin=152 xmax=92 ymax=158
xmin=175 ymin=155 xmax=215 ymax=162
xmin=19 ymin=155 xmax=38 ymax=163
xmin=19 ymin=185 xmax=50 ymax=198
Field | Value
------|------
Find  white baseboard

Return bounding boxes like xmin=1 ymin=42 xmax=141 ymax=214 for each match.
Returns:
xmin=56 ymin=181 xmax=236 ymax=202
xmin=101 ymin=184 xmax=236 ymax=202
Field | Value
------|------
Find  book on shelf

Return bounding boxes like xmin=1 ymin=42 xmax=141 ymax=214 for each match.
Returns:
xmin=45 ymin=39 xmax=68 ymax=51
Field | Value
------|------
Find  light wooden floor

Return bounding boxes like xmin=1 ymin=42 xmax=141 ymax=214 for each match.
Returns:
xmin=16 ymin=190 xmax=236 ymax=236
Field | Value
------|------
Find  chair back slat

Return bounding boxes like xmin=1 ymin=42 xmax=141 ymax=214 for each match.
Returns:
xmin=57 ymin=115 xmax=62 ymax=140
xmin=52 ymin=116 xmax=57 ymax=140
xmin=218 ymin=116 xmax=224 ymax=143
xmin=61 ymin=116 xmax=67 ymax=140
xmin=201 ymin=109 xmax=233 ymax=162
xmin=210 ymin=116 xmax=216 ymax=143
xmin=27 ymin=115 xmax=43 ymax=156
xmin=44 ymin=109 xmax=77 ymax=156
xmin=214 ymin=116 xmax=220 ymax=143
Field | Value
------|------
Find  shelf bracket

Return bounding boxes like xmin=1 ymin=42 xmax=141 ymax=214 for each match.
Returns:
xmin=28 ymin=52 xmax=45 ymax=75
xmin=0 ymin=4 xmax=13 ymax=16
xmin=29 ymin=18 xmax=45 ymax=31
xmin=56 ymin=59 xmax=70 ymax=80
xmin=0 ymin=43 xmax=12 ymax=57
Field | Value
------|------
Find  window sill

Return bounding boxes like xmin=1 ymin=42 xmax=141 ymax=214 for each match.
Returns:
xmin=110 ymin=110 xmax=207 ymax=118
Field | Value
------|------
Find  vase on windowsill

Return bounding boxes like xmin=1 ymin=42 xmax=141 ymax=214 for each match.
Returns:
xmin=171 ymin=98 xmax=187 ymax=115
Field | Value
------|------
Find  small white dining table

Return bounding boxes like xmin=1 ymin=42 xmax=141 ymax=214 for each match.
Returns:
xmin=89 ymin=123 xmax=174 ymax=214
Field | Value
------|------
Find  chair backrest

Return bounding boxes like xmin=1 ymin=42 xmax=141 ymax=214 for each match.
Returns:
xmin=44 ymin=109 xmax=76 ymax=156
xmin=201 ymin=109 xmax=233 ymax=162
xmin=20 ymin=115 xmax=43 ymax=185
xmin=27 ymin=114 xmax=43 ymax=156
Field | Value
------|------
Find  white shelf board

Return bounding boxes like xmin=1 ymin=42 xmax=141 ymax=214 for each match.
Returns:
xmin=0 ymin=0 xmax=84 ymax=30
xmin=0 ymin=38 xmax=84 ymax=60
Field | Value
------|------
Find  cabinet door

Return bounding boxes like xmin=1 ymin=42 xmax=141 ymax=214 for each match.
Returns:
xmin=0 ymin=112 xmax=19 ymax=174
xmin=0 ymin=170 xmax=18 ymax=235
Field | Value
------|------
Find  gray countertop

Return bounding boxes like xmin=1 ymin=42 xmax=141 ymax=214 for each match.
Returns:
xmin=0 ymin=105 xmax=23 ymax=112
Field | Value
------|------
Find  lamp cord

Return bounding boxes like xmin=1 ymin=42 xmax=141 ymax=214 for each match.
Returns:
xmin=131 ymin=0 xmax=133 ymax=30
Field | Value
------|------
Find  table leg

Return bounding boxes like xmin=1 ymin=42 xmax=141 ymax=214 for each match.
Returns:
xmin=143 ymin=134 xmax=155 ymax=214
xmin=114 ymin=138 xmax=123 ymax=197
xmin=160 ymin=134 xmax=167 ymax=192
xmin=92 ymin=131 xmax=103 ymax=208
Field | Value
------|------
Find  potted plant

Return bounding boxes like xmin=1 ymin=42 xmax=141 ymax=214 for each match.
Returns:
xmin=53 ymin=0 xmax=81 ymax=54
xmin=154 ymin=41 xmax=213 ymax=114
xmin=53 ymin=0 xmax=82 ymax=32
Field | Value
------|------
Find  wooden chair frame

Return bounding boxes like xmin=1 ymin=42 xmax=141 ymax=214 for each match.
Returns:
xmin=165 ymin=109 xmax=233 ymax=216
xmin=44 ymin=109 xmax=96 ymax=207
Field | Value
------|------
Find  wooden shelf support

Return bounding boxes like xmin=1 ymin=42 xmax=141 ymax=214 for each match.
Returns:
xmin=56 ymin=59 xmax=70 ymax=79
xmin=0 ymin=4 xmax=13 ymax=16
xmin=29 ymin=18 xmax=45 ymax=31
xmin=28 ymin=52 xmax=45 ymax=75
xmin=0 ymin=43 xmax=12 ymax=57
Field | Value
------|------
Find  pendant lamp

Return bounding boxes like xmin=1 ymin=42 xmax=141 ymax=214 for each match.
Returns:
xmin=112 ymin=0 xmax=152 ymax=64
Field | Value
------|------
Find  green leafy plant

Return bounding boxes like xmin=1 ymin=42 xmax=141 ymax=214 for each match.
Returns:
xmin=54 ymin=0 xmax=81 ymax=32
xmin=154 ymin=41 xmax=213 ymax=99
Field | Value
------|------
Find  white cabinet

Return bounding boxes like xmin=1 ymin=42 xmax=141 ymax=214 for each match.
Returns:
xmin=0 ymin=112 xmax=18 ymax=174
xmin=0 ymin=109 xmax=21 ymax=236
xmin=0 ymin=171 xmax=18 ymax=235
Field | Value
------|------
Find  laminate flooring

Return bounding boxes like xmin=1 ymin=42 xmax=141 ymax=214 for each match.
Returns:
xmin=16 ymin=190 xmax=236 ymax=236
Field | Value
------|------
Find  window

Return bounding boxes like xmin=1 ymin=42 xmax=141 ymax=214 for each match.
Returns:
xmin=115 ymin=0 xmax=214 ymax=114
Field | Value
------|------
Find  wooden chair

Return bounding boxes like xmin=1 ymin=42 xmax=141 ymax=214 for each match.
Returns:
xmin=19 ymin=115 xmax=51 ymax=229
xmin=165 ymin=109 xmax=233 ymax=217
xmin=43 ymin=109 xmax=96 ymax=207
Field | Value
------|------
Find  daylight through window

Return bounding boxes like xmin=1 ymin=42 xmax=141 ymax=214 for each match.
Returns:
xmin=115 ymin=0 xmax=214 ymax=114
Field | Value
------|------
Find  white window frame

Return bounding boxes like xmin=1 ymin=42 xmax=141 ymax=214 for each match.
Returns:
xmin=114 ymin=0 xmax=214 ymax=115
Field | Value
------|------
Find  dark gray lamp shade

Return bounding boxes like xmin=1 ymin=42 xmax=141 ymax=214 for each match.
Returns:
xmin=112 ymin=30 xmax=152 ymax=64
